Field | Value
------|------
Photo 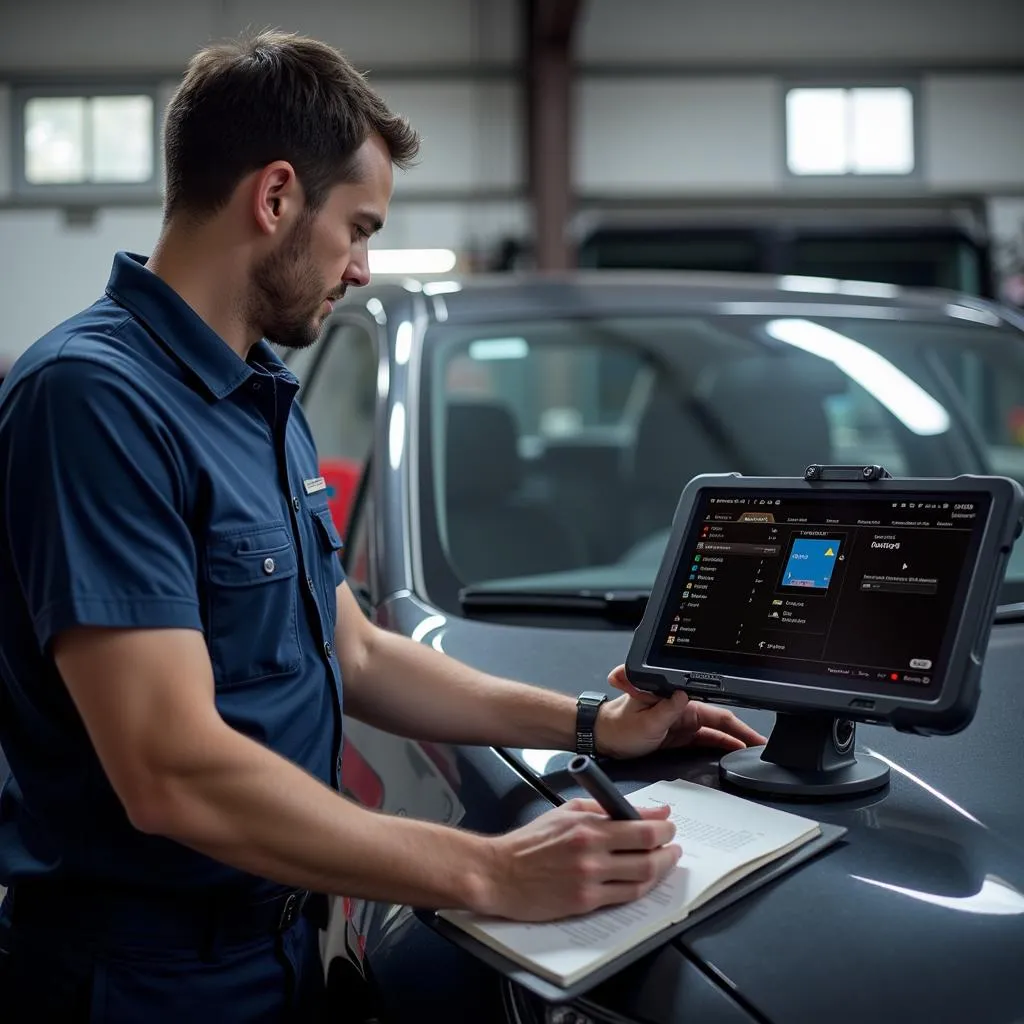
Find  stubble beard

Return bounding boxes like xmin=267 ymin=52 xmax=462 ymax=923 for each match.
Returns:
xmin=250 ymin=211 xmax=327 ymax=350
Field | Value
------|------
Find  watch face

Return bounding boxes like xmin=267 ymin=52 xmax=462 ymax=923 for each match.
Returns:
xmin=578 ymin=691 xmax=606 ymax=706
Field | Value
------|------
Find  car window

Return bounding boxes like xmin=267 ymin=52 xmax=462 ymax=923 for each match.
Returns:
xmin=300 ymin=321 xmax=378 ymax=464
xmin=442 ymin=333 xmax=647 ymax=440
xmin=421 ymin=313 xmax=1024 ymax=606
xmin=931 ymin=344 xmax=1024 ymax=482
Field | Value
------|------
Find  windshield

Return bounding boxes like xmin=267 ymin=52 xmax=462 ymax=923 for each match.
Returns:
xmin=421 ymin=311 xmax=1024 ymax=609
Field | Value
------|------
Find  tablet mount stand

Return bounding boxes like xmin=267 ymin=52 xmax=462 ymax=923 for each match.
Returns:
xmin=720 ymin=463 xmax=893 ymax=798
xmin=720 ymin=713 xmax=891 ymax=797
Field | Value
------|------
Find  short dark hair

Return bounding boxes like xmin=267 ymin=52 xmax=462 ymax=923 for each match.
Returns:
xmin=162 ymin=30 xmax=420 ymax=220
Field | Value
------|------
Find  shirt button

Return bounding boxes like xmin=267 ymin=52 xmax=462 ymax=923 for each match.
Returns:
xmin=292 ymin=496 xmax=301 ymax=513
xmin=324 ymin=641 xmax=333 ymax=659
xmin=263 ymin=557 xmax=276 ymax=575
xmin=252 ymin=381 xmax=261 ymax=391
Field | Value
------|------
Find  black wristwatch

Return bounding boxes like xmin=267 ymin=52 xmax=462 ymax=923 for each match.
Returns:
xmin=575 ymin=691 xmax=608 ymax=756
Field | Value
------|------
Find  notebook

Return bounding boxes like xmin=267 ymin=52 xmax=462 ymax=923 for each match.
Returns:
xmin=436 ymin=778 xmax=827 ymax=989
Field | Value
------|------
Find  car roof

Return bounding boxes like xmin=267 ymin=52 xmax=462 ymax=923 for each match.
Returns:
xmin=341 ymin=270 xmax=1009 ymax=328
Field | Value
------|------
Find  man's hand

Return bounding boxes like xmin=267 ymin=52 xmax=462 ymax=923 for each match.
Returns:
xmin=595 ymin=665 xmax=767 ymax=761
xmin=476 ymin=800 xmax=680 ymax=921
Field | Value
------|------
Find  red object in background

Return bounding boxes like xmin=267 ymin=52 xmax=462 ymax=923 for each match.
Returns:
xmin=320 ymin=458 xmax=363 ymax=535
xmin=340 ymin=740 xmax=384 ymax=809
xmin=1008 ymin=408 xmax=1024 ymax=447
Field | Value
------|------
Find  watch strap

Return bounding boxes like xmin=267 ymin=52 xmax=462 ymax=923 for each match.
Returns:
xmin=575 ymin=691 xmax=608 ymax=755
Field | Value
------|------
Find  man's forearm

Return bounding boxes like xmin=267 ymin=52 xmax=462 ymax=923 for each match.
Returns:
xmin=146 ymin=720 xmax=494 ymax=910
xmin=344 ymin=623 xmax=580 ymax=751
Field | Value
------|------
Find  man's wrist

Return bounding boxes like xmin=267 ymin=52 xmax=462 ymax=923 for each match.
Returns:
xmin=462 ymin=833 xmax=504 ymax=915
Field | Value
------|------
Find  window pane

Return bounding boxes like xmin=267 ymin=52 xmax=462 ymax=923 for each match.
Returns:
xmin=786 ymin=88 xmax=847 ymax=175
xmin=850 ymin=87 xmax=914 ymax=174
xmin=90 ymin=95 xmax=154 ymax=183
xmin=24 ymin=97 xmax=86 ymax=183
xmin=301 ymin=324 xmax=378 ymax=463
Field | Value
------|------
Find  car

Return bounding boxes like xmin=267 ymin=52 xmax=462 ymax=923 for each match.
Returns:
xmin=283 ymin=270 xmax=1024 ymax=1023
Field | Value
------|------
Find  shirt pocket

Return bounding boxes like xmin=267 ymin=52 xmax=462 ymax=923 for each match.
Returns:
xmin=205 ymin=522 xmax=302 ymax=687
xmin=309 ymin=503 xmax=344 ymax=624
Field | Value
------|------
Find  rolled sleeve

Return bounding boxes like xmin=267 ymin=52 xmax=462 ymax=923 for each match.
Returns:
xmin=4 ymin=357 xmax=201 ymax=650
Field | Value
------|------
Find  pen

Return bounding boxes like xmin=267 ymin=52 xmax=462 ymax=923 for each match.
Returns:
xmin=567 ymin=754 xmax=641 ymax=820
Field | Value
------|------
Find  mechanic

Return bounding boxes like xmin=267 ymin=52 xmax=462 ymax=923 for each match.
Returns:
xmin=0 ymin=31 xmax=764 ymax=1022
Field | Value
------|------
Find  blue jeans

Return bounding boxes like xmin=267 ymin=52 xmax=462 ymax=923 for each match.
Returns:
xmin=0 ymin=890 xmax=327 ymax=1022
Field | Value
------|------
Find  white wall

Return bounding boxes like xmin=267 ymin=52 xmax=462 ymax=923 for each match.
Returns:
xmin=376 ymin=81 xmax=522 ymax=194
xmin=924 ymin=76 xmax=1024 ymax=192
xmin=0 ymin=208 xmax=163 ymax=359
xmin=576 ymin=78 xmax=781 ymax=195
xmin=574 ymin=72 xmax=1024 ymax=198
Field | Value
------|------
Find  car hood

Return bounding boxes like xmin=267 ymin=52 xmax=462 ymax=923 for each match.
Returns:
xmin=390 ymin=597 xmax=1024 ymax=1023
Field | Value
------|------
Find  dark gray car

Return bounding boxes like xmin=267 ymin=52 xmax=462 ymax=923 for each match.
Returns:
xmin=287 ymin=271 xmax=1024 ymax=1023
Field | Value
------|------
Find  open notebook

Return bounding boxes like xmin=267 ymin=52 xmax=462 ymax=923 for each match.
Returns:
xmin=437 ymin=778 xmax=824 ymax=988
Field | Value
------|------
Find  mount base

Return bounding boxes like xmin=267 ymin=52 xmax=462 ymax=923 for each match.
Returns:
xmin=720 ymin=745 xmax=891 ymax=797
xmin=719 ymin=712 xmax=891 ymax=798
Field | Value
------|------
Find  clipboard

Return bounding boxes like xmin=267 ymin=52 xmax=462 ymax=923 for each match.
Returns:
xmin=418 ymin=822 xmax=846 ymax=1004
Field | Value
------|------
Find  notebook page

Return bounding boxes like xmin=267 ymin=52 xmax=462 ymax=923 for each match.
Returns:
xmin=630 ymin=779 xmax=820 ymax=904
xmin=441 ymin=861 xmax=690 ymax=984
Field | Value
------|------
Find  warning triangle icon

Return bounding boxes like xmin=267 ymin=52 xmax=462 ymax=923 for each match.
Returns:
xmin=825 ymin=547 xmax=835 ymax=557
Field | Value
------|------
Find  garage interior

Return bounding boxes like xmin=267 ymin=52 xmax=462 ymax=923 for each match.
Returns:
xmin=2 ymin=1 xmax=1024 ymax=1021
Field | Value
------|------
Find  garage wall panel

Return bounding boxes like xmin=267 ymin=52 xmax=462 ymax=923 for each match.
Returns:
xmin=376 ymin=80 xmax=523 ymax=193
xmin=576 ymin=78 xmax=780 ymax=194
xmin=924 ymin=76 xmax=1024 ymax=190
xmin=0 ymin=208 xmax=163 ymax=360
xmin=0 ymin=0 xmax=519 ymax=73
xmin=579 ymin=0 xmax=1024 ymax=66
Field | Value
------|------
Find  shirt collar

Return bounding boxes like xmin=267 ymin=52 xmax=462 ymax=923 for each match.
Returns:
xmin=104 ymin=252 xmax=296 ymax=399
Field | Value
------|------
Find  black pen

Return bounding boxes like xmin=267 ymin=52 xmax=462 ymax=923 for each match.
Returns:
xmin=568 ymin=754 xmax=641 ymax=820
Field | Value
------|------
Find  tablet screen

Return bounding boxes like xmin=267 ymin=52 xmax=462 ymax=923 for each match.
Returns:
xmin=651 ymin=489 xmax=992 ymax=696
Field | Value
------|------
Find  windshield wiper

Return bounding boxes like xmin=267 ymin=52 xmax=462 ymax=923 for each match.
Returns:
xmin=459 ymin=588 xmax=650 ymax=625
xmin=995 ymin=602 xmax=1024 ymax=624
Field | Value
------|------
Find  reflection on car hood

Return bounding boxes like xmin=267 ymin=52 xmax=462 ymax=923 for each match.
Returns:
xmin=390 ymin=595 xmax=1024 ymax=1023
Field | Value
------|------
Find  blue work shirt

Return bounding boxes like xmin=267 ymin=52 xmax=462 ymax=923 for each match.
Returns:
xmin=0 ymin=252 xmax=345 ymax=895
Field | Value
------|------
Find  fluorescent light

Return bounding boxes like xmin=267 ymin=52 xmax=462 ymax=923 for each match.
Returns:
xmin=468 ymin=337 xmax=529 ymax=361
xmin=838 ymin=280 xmax=900 ymax=298
xmin=777 ymin=276 xmax=901 ymax=299
xmin=388 ymin=402 xmax=406 ymax=469
xmin=779 ymin=275 xmax=840 ymax=293
xmin=394 ymin=321 xmax=414 ymax=365
xmin=765 ymin=318 xmax=950 ymax=436
xmin=423 ymin=280 xmax=462 ymax=296
xmin=369 ymin=249 xmax=457 ymax=275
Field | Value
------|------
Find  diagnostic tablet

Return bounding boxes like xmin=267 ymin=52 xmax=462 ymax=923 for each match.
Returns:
xmin=626 ymin=471 xmax=1023 ymax=737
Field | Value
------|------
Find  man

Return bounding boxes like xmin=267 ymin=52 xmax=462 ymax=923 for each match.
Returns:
xmin=0 ymin=31 xmax=763 ymax=1022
